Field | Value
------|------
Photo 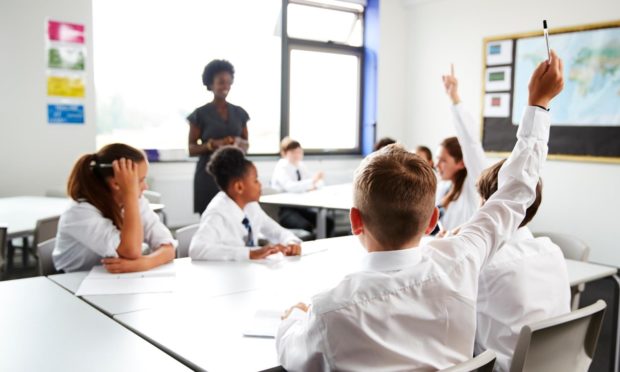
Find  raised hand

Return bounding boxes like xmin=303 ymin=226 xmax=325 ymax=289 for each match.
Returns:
xmin=528 ymin=49 xmax=564 ymax=109
xmin=442 ymin=64 xmax=461 ymax=105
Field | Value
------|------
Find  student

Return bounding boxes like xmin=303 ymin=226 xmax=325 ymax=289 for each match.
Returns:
xmin=373 ymin=137 xmax=396 ymax=151
xmin=276 ymin=51 xmax=563 ymax=370
xmin=474 ymin=159 xmax=571 ymax=372
xmin=53 ymin=144 xmax=176 ymax=273
xmin=436 ymin=65 xmax=491 ymax=231
xmin=415 ymin=145 xmax=434 ymax=168
xmin=270 ymin=137 xmax=334 ymax=237
xmin=190 ymin=146 xmax=302 ymax=260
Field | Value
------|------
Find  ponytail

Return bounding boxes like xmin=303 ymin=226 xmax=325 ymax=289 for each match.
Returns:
xmin=66 ymin=144 xmax=145 ymax=229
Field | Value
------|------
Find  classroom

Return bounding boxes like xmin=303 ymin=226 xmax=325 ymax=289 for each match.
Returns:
xmin=1 ymin=0 xmax=620 ymax=371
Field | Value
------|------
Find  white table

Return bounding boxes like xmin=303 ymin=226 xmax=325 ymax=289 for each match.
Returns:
xmin=0 ymin=196 xmax=71 ymax=239
xmin=47 ymin=236 xmax=620 ymax=372
xmin=0 ymin=277 xmax=191 ymax=372
xmin=259 ymin=183 xmax=353 ymax=238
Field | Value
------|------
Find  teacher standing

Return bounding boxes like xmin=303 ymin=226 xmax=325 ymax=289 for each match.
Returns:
xmin=187 ymin=59 xmax=250 ymax=214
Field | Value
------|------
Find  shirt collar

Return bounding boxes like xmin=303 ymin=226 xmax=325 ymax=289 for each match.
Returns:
xmin=361 ymin=247 xmax=422 ymax=272
xmin=219 ymin=192 xmax=247 ymax=223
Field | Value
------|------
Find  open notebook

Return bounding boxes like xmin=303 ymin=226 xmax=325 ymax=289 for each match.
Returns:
xmin=75 ymin=263 xmax=176 ymax=296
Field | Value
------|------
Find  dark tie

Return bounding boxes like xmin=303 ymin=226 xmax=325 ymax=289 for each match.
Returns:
xmin=296 ymin=169 xmax=301 ymax=181
xmin=242 ymin=216 xmax=254 ymax=247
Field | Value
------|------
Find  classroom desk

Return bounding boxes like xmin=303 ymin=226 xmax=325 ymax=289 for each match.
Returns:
xmin=0 ymin=277 xmax=191 ymax=372
xmin=565 ymin=259 xmax=620 ymax=372
xmin=0 ymin=196 xmax=165 ymax=239
xmin=0 ymin=196 xmax=71 ymax=239
xmin=47 ymin=236 xmax=620 ymax=371
xmin=259 ymin=183 xmax=352 ymax=238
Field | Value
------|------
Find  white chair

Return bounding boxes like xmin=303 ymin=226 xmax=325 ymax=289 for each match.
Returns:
xmin=33 ymin=215 xmax=60 ymax=254
xmin=175 ymin=223 xmax=200 ymax=258
xmin=439 ymin=350 xmax=496 ymax=372
xmin=533 ymin=231 xmax=590 ymax=309
xmin=509 ymin=299 xmax=606 ymax=372
xmin=143 ymin=190 xmax=168 ymax=225
xmin=37 ymin=238 xmax=59 ymax=276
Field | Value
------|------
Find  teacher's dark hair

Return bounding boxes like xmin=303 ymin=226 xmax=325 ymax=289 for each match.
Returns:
xmin=202 ymin=59 xmax=235 ymax=90
xmin=207 ymin=146 xmax=253 ymax=191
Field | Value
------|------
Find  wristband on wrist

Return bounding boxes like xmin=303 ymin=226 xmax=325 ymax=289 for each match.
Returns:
xmin=533 ymin=104 xmax=550 ymax=111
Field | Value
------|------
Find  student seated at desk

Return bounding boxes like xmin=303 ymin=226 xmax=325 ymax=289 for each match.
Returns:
xmin=471 ymin=159 xmax=571 ymax=371
xmin=53 ymin=144 xmax=176 ymax=273
xmin=270 ymin=137 xmax=334 ymax=237
xmin=190 ymin=146 xmax=302 ymax=261
xmin=276 ymin=51 xmax=564 ymax=370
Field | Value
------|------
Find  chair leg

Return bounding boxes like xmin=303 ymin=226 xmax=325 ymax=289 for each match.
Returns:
xmin=21 ymin=237 xmax=29 ymax=267
xmin=7 ymin=240 xmax=15 ymax=271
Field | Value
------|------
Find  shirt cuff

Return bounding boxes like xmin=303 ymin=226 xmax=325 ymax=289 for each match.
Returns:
xmin=518 ymin=106 xmax=551 ymax=142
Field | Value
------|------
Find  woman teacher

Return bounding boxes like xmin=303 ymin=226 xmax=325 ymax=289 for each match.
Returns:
xmin=188 ymin=59 xmax=250 ymax=214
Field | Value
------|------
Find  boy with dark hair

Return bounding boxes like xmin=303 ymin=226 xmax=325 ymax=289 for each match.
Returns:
xmin=189 ymin=147 xmax=301 ymax=260
xmin=276 ymin=51 xmax=564 ymax=370
xmin=474 ymin=158 xmax=570 ymax=372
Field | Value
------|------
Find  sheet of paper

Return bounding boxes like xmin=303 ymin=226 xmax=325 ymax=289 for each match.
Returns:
xmin=75 ymin=263 xmax=176 ymax=296
xmin=243 ymin=310 xmax=282 ymax=338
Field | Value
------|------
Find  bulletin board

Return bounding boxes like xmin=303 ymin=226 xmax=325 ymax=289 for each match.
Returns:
xmin=481 ymin=20 xmax=620 ymax=163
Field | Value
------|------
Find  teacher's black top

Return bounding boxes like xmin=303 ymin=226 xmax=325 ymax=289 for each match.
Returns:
xmin=187 ymin=102 xmax=250 ymax=214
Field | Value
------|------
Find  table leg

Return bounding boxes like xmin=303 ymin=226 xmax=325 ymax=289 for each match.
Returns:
xmin=316 ymin=208 xmax=327 ymax=239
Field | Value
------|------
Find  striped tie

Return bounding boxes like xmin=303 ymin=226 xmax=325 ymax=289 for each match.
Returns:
xmin=242 ymin=216 xmax=254 ymax=247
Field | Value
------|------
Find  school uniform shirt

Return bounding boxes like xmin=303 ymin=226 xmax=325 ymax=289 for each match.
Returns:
xmin=475 ymin=227 xmax=571 ymax=372
xmin=271 ymin=158 xmax=322 ymax=193
xmin=439 ymin=103 xmax=491 ymax=231
xmin=53 ymin=196 xmax=176 ymax=273
xmin=276 ymin=106 xmax=550 ymax=371
xmin=189 ymin=191 xmax=301 ymax=261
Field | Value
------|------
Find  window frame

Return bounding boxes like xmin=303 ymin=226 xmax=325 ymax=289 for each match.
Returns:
xmin=280 ymin=0 xmax=365 ymax=156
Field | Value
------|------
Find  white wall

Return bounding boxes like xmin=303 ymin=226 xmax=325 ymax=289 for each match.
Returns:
xmin=399 ymin=0 xmax=620 ymax=265
xmin=0 ymin=0 xmax=96 ymax=197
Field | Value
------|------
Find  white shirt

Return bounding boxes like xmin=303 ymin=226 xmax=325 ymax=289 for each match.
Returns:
xmin=53 ymin=196 xmax=176 ymax=273
xmin=276 ymin=106 xmax=550 ymax=371
xmin=440 ymin=103 xmax=491 ymax=231
xmin=189 ymin=191 xmax=301 ymax=261
xmin=271 ymin=158 xmax=321 ymax=193
xmin=475 ymin=227 xmax=571 ymax=372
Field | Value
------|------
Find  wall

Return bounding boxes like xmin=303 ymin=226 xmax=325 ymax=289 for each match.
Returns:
xmin=0 ymin=0 xmax=96 ymax=196
xmin=401 ymin=0 xmax=620 ymax=265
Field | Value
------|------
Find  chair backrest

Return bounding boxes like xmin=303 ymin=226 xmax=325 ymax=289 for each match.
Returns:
xmin=175 ymin=223 xmax=200 ymax=258
xmin=34 ymin=215 xmax=60 ymax=248
xmin=532 ymin=231 xmax=590 ymax=261
xmin=37 ymin=238 xmax=58 ymax=276
xmin=440 ymin=350 xmax=497 ymax=372
xmin=509 ymin=299 xmax=606 ymax=372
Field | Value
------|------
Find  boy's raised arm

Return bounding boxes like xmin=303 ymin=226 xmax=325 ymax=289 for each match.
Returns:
xmin=455 ymin=50 xmax=564 ymax=265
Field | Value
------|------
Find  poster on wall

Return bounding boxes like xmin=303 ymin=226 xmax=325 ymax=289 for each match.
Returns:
xmin=46 ymin=19 xmax=86 ymax=125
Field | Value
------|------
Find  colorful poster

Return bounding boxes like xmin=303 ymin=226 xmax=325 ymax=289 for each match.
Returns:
xmin=46 ymin=19 xmax=86 ymax=124
xmin=48 ymin=45 xmax=85 ymax=70
xmin=48 ymin=104 xmax=84 ymax=124
xmin=48 ymin=20 xmax=85 ymax=44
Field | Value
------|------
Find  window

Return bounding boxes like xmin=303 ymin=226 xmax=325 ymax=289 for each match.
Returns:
xmin=93 ymin=0 xmax=367 ymax=155
xmin=283 ymin=0 xmax=365 ymax=153
xmin=93 ymin=0 xmax=282 ymax=154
